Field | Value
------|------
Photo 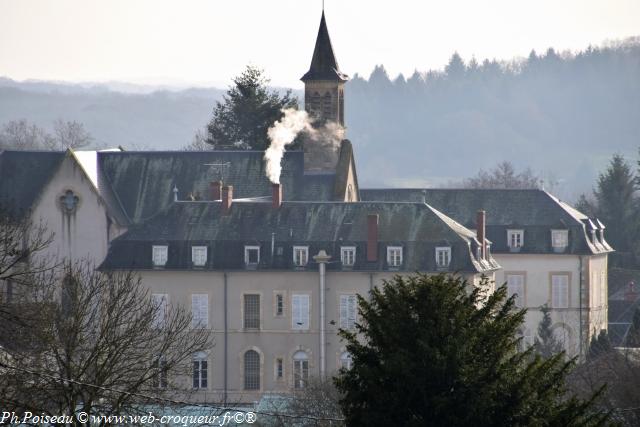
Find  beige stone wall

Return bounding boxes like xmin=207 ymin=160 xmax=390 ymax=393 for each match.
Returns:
xmin=494 ymin=253 xmax=608 ymax=357
xmin=140 ymin=268 xmax=487 ymax=402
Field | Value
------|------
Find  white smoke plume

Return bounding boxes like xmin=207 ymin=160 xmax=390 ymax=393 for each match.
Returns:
xmin=264 ymin=108 xmax=313 ymax=184
xmin=264 ymin=108 xmax=347 ymax=183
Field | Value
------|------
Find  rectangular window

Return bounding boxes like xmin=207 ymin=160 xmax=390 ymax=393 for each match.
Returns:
xmin=293 ymin=246 xmax=309 ymax=267
xmin=293 ymin=358 xmax=309 ymax=389
xmin=191 ymin=246 xmax=207 ymax=267
xmin=152 ymin=356 xmax=168 ymax=389
xmin=435 ymin=247 xmax=451 ymax=268
xmin=152 ymin=245 xmax=168 ymax=267
xmin=341 ymin=246 xmax=356 ymax=267
xmin=506 ymin=274 xmax=525 ymax=308
xmin=152 ymin=293 xmax=168 ymax=328
xmin=275 ymin=293 xmax=284 ymax=316
xmin=507 ymin=230 xmax=524 ymax=249
xmin=275 ymin=358 xmax=284 ymax=380
xmin=340 ymin=294 xmax=358 ymax=330
xmin=244 ymin=246 xmax=260 ymax=266
xmin=387 ymin=246 xmax=403 ymax=268
xmin=191 ymin=294 xmax=209 ymax=329
xmin=244 ymin=294 xmax=260 ymax=329
xmin=193 ymin=355 xmax=208 ymax=389
xmin=551 ymin=230 xmax=569 ymax=248
xmin=551 ymin=274 xmax=569 ymax=308
xmin=292 ymin=294 xmax=310 ymax=330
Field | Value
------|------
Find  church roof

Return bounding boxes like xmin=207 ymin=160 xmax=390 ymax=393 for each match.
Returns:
xmin=301 ymin=11 xmax=348 ymax=82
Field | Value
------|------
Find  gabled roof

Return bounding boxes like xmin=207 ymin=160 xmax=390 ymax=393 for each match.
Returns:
xmin=0 ymin=150 xmax=65 ymax=218
xmin=101 ymin=200 xmax=499 ymax=273
xmin=360 ymin=188 xmax=613 ymax=255
xmin=301 ymin=11 xmax=348 ymax=82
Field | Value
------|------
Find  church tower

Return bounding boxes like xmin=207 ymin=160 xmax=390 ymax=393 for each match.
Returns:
xmin=301 ymin=11 xmax=348 ymax=127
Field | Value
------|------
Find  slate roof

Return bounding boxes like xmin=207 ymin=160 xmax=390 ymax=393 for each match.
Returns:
xmin=0 ymin=150 xmax=65 ymax=218
xmin=97 ymin=150 xmax=339 ymax=225
xmin=300 ymin=11 xmax=348 ymax=82
xmin=100 ymin=200 xmax=499 ymax=274
xmin=360 ymin=188 xmax=613 ymax=255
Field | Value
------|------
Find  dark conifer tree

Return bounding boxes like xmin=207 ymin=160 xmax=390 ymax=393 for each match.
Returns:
xmin=534 ymin=304 xmax=564 ymax=358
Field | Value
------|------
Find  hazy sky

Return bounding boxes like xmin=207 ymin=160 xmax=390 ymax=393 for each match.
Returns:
xmin=1 ymin=0 xmax=638 ymax=88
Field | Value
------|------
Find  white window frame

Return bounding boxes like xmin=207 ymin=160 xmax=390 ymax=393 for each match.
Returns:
xmin=340 ymin=246 xmax=356 ymax=267
xmin=152 ymin=355 xmax=168 ymax=389
xmin=506 ymin=274 xmax=525 ymax=308
xmin=152 ymin=245 xmax=168 ymax=267
xmin=293 ymin=351 xmax=309 ymax=389
xmin=507 ymin=230 xmax=524 ymax=249
xmin=191 ymin=294 xmax=209 ymax=329
xmin=191 ymin=246 xmax=207 ymax=267
xmin=244 ymin=245 xmax=260 ymax=265
xmin=435 ymin=246 xmax=451 ymax=268
xmin=152 ymin=293 xmax=169 ymax=328
xmin=340 ymin=351 xmax=353 ymax=370
xmin=291 ymin=294 xmax=310 ymax=330
xmin=192 ymin=352 xmax=208 ymax=389
xmin=387 ymin=246 xmax=403 ymax=268
xmin=340 ymin=294 xmax=358 ymax=330
xmin=551 ymin=230 xmax=568 ymax=249
xmin=551 ymin=274 xmax=570 ymax=309
xmin=293 ymin=246 xmax=309 ymax=267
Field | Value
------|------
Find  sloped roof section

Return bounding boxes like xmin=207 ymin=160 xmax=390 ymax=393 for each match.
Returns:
xmin=0 ymin=150 xmax=65 ymax=218
xmin=360 ymin=188 xmax=613 ymax=255
xmin=101 ymin=200 xmax=498 ymax=274
xmin=301 ymin=11 xmax=348 ymax=82
xmin=97 ymin=150 xmax=337 ymax=225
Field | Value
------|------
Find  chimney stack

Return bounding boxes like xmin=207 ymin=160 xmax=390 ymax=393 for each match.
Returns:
xmin=272 ymin=183 xmax=282 ymax=209
xmin=477 ymin=210 xmax=486 ymax=259
xmin=222 ymin=185 xmax=233 ymax=215
xmin=210 ymin=181 xmax=222 ymax=201
xmin=367 ymin=214 xmax=379 ymax=262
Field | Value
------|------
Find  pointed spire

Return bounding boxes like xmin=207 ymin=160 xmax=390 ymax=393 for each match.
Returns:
xmin=301 ymin=11 xmax=348 ymax=82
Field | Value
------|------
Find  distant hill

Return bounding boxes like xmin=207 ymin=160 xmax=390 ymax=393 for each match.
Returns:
xmin=1 ymin=37 xmax=639 ymax=199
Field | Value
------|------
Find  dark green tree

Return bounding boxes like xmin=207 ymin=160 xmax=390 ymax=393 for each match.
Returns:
xmin=592 ymin=154 xmax=637 ymax=253
xmin=335 ymin=274 xmax=611 ymax=427
xmin=205 ymin=65 xmax=298 ymax=150
xmin=587 ymin=330 xmax=612 ymax=360
xmin=534 ymin=304 xmax=565 ymax=358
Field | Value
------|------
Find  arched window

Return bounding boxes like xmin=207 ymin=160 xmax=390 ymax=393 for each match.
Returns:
xmin=293 ymin=351 xmax=309 ymax=389
xmin=339 ymin=352 xmax=352 ymax=370
xmin=244 ymin=350 xmax=260 ymax=390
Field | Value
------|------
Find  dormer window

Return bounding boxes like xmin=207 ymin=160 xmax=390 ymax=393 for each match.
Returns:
xmin=387 ymin=246 xmax=403 ymax=268
xmin=152 ymin=245 xmax=168 ymax=267
xmin=341 ymin=246 xmax=356 ymax=267
xmin=191 ymin=246 xmax=207 ymax=267
xmin=244 ymin=246 xmax=260 ymax=268
xmin=293 ymin=246 xmax=309 ymax=267
xmin=551 ymin=230 xmax=568 ymax=252
xmin=435 ymin=247 xmax=451 ymax=269
xmin=507 ymin=230 xmax=524 ymax=252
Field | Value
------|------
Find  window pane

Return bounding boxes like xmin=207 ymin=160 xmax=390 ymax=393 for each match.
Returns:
xmin=244 ymin=350 xmax=260 ymax=390
xmin=244 ymin=294 xmax=260 ymax=329
xmin=192 ymin=294 xmax=208 ymax=328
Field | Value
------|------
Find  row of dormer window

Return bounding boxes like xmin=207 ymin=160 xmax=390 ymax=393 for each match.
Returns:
xmin=151 ymin=245 xmax=453 ymax=269
xmin=507 ymin=229 xmax=570 ymax=251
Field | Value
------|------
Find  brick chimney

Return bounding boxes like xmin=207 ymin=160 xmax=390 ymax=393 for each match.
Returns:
xmin=367 ymin=214 xmax=379 ymax=262
xmin=272 ymin=183 xmax=282 ymax=209
xmin=476 ymin=210 xmax=486 ymax=259
xmin=222 ymin=185 xmax=233 ymax=215
xmin=210 ymin=181 xmax=222 ymax=201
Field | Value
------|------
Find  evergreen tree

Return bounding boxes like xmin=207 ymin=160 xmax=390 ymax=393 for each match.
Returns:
xmin=588 ymin=330 xmax=612 ymax=360
xmin=592 ymin=154 xmax=637 ymax=253
xmin=625 ymin=307 xmax=640 ymax=347
xmin=205 ymin=65 xmax=298 ymax=150
xmin=335 ymin=274 xmax=611 ymax=427
xmin=534 ymin=304 xmax=564 ymax=358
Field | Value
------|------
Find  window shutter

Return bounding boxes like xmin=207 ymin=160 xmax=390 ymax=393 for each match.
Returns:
xmin=293 ymin=295 xmax=309 ymax=329
xmin=552 ymin=275 xmax=569 ymax=308
xmin=340 ymin=295 xmax=348 ymax=329
xmin=192 ymin=294 xmax=208 ymax=328
xmin=347 ymin=295 xmax=357 ymax=329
